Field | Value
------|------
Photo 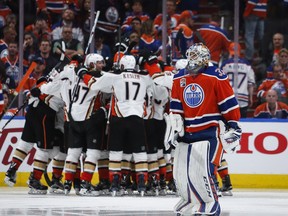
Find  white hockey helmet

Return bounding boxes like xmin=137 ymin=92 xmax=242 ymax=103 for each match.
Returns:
xmin=84 ymin=53 xmax=104 ymax=70
xmin=185 ymin=43 xmax=210 ymax=74
xmin=119 ymin=55 xmax=136 ymax=70
xmin=175 ymin=59 xmax=188 ymax=70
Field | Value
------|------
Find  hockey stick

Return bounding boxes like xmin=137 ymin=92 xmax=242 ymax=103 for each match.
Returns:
xmin=0 ymin=99 xmax=28 ymax=133
xmin=43 ymin=167 xmax=52 ymax=187
xmin=67 ymin=11 xmax=100 ymax=124
xmin=0 ymin=61 xmax=37 ymax=120
xmin=85 ymin=10 xmax=100 ymax=55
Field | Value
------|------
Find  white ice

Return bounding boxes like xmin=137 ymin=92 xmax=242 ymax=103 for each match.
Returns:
xmin=0 ymin=188 xmax=288 ymax=216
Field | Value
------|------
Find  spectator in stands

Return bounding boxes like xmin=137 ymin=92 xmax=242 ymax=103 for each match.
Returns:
xmin=154 ymin=0 xmax=180 ymax=32
xmin=36 ymin=0 xmax=80 ymax=26
xmin=197 ymin=13 xmax=231 ymax=67
xmin=1 ymin=42 xmax=28 ymax=87
xmin=52 ymin=25 xmax=83 ymax=60
xmin=95 ymin=0 xmax=126 ymax=51
xmin=52 ymin=8 xmax=84 ymax=45
xmin=122 ymin=0 xmax=150 ymax=30
xmin=172 ymin=10 xmax=195 ymax=60
xmin=122 ymin=16 xmax=142 ymax=39
xmin=264 ymin=32 xmax=285 ymax=67
xmin=0 ymin=13 xmax=17 ymax=39
xmin=0 ymin=89 xmax=9 ymax=118
xmin=0 ymin=26 xmax=17 ymax=59
xmin=139 ymin=19 xmax=161 ymax=55
xmin=25 ymin=15 xmax=52 ymax=42
xmin=0 ymin=2 xmax=12 ymax=30
xmin=221 ymin=42 xmax=255 ymax=118
xmin=128 ymin=30 xmax=140 ymax=55
xmin=78 ymin=0 xmax=91 ymax=49
xmin=176 ymin=0 xmax=200 ymax=13
xmin=23 ymin=32 xmax=38 ymax=64
xmin=277 ymin=48 xmax=288 ymax=76
xmin=94 ymin=33 xmax=112 ymax=60
xmin=257 ymin=63 xmax=288 ymax=104
xmin=267 ymin=48 xmax=288 ymax=79
xmin=243 ymin=0 xmax=268 ymax=63
xmin=23 ymin=57 xmax=46 ymax=97
xmin=0 ymin=58 xmax=15 ymax=90
xmin=6 ymin=0 xmax=37 ymax=27
xmin=35 ymin=38 xmax=58 ymax=76
xmin=254 ymin=89 xmax=288 ymax=118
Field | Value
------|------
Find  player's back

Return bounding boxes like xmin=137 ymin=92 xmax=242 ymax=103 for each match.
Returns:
xmin=111 ymin=71 xmax=152 ymax=118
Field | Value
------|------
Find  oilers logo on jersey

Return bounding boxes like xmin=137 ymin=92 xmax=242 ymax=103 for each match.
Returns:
xmin=183 ymin=83 xmax=204 ymax=108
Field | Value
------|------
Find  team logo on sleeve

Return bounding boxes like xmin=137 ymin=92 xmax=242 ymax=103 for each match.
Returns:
xmin=183 ymin=83 xmax=204 ymax=107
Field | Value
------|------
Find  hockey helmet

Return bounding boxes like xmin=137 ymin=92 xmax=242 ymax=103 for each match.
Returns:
xmin=185 ymin=43 xmax=210 ymax=74
xmin=119 ymin=55 xmax=136 ymax=70
xmin=84 ymin=53 xmax=104 ymax=70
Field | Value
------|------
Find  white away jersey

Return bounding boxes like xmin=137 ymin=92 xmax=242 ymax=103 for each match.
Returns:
xmin=221 ymin=57 xmax=255 ymax=108
xmin=86 ymin=71 xmax=153 ymax=118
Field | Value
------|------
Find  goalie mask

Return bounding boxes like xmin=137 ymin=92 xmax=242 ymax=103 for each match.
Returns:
xmin=119 ymin=55 xmax=136 ymax=70
xmin=185 ymin=43 xmax=210 ymax=74
xmin=84 ymin=53 xmax=105 ymax=71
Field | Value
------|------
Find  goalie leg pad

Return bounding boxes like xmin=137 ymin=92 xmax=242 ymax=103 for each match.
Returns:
xmin=173 ymin=141 xmax=220 ymax=215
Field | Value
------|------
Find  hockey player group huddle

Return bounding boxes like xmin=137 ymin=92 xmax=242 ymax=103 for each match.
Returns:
xmin=4 ymin=43 xmax=242 ymax=216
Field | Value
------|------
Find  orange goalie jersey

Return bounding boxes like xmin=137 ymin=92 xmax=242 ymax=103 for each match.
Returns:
xmin=170 ymin=64 xmax=240 ymax=133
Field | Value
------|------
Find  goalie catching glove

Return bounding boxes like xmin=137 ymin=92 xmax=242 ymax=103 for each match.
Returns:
xmin=219 ymin=121 xmax=242 ymax=154
xmin=164 ymin=112 xmax=184 ymax=150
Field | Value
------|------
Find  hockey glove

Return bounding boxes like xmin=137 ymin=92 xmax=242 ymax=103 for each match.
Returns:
xmin=36 ymin=76 xmax=48 ymax=85
xmin=76 ymin=67 xmax=88 ymax=79
xmin=164 ymin=112 xmax=184 ymax=150
xmin=219 ymin=121 xmax=242 ymax=154
xmin=30 ymin=87 xmax=41 ymax=98
xmin=147 ymin=55 xmax=158 ymax=65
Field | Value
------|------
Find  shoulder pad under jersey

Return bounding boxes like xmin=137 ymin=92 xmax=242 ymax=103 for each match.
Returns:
xmin=203 ymin=65 xmax=227 ymax=80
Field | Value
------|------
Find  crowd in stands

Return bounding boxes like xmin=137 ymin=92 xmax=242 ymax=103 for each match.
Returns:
xmin=0 ymin=0 xmax=286 ymax=119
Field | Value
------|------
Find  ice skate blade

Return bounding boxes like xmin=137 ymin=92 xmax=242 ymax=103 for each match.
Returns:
xmin=4 ymin=177 xmax=15 ymax=187
xmin=79 ymin=190 xmax=100 ymax=197
xmin=64 ymin=189 xmax=71 ymax=195
xmin=28 ymin=188 xmax=47 ymax=195
xmin=221 ymin=190 xmax=233 ymax=196
xmin=49 ymin=188 xmax=64 ymax=194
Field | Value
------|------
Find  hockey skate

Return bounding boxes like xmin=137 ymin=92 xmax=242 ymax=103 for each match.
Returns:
xmin=159 ymin=174 xmax=167 ymax=196
xmin=220 ymin=174 xmax=233 ymax=196
xmin=64 ymin=180 xmax=72 ymax=195
xmin=93 ymin=179 xmax=111 ymax=195
xmin=110 ymin=174 xmax=122 ymax=197
xmin=49 ymin=175 xmax=64 ymax=194
xmin=120 ymin=174 xmax=133 ymax=195
xmin=4 ymin=163 xmax=17 ymax=187
xmin=211 ymin=175 xmax=222 ymax=197
xmin=167 ymin=179 xmax=177 ymax=195
xmin=145 ymin=174 xmax=159 ymax=196
xmin=137 ymin=174 xmax=146 ymax=197
xmin=79 ymin=180 xmax=100 ymax=196
xmin=73 ymin=178 xmax=81 ymax=195
xmin=27 ymin=173 xmax=48 ymax=195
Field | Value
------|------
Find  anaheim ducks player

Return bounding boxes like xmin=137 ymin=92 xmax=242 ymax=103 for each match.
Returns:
xmin=78 ymin=55 xmax=153 ymax=197
xmin=61 ymin=53 xmax=107 ymax=196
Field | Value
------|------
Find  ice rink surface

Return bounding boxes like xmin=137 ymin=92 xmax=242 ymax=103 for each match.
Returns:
xmin=0 ymin=187 xmax=288 ymax=216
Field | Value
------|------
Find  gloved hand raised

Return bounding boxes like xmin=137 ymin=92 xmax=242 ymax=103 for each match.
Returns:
xmin=75 ymin=66 xmax=88 ymax=79
xmin=30 ymin=87 xmax=41 ymax=98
